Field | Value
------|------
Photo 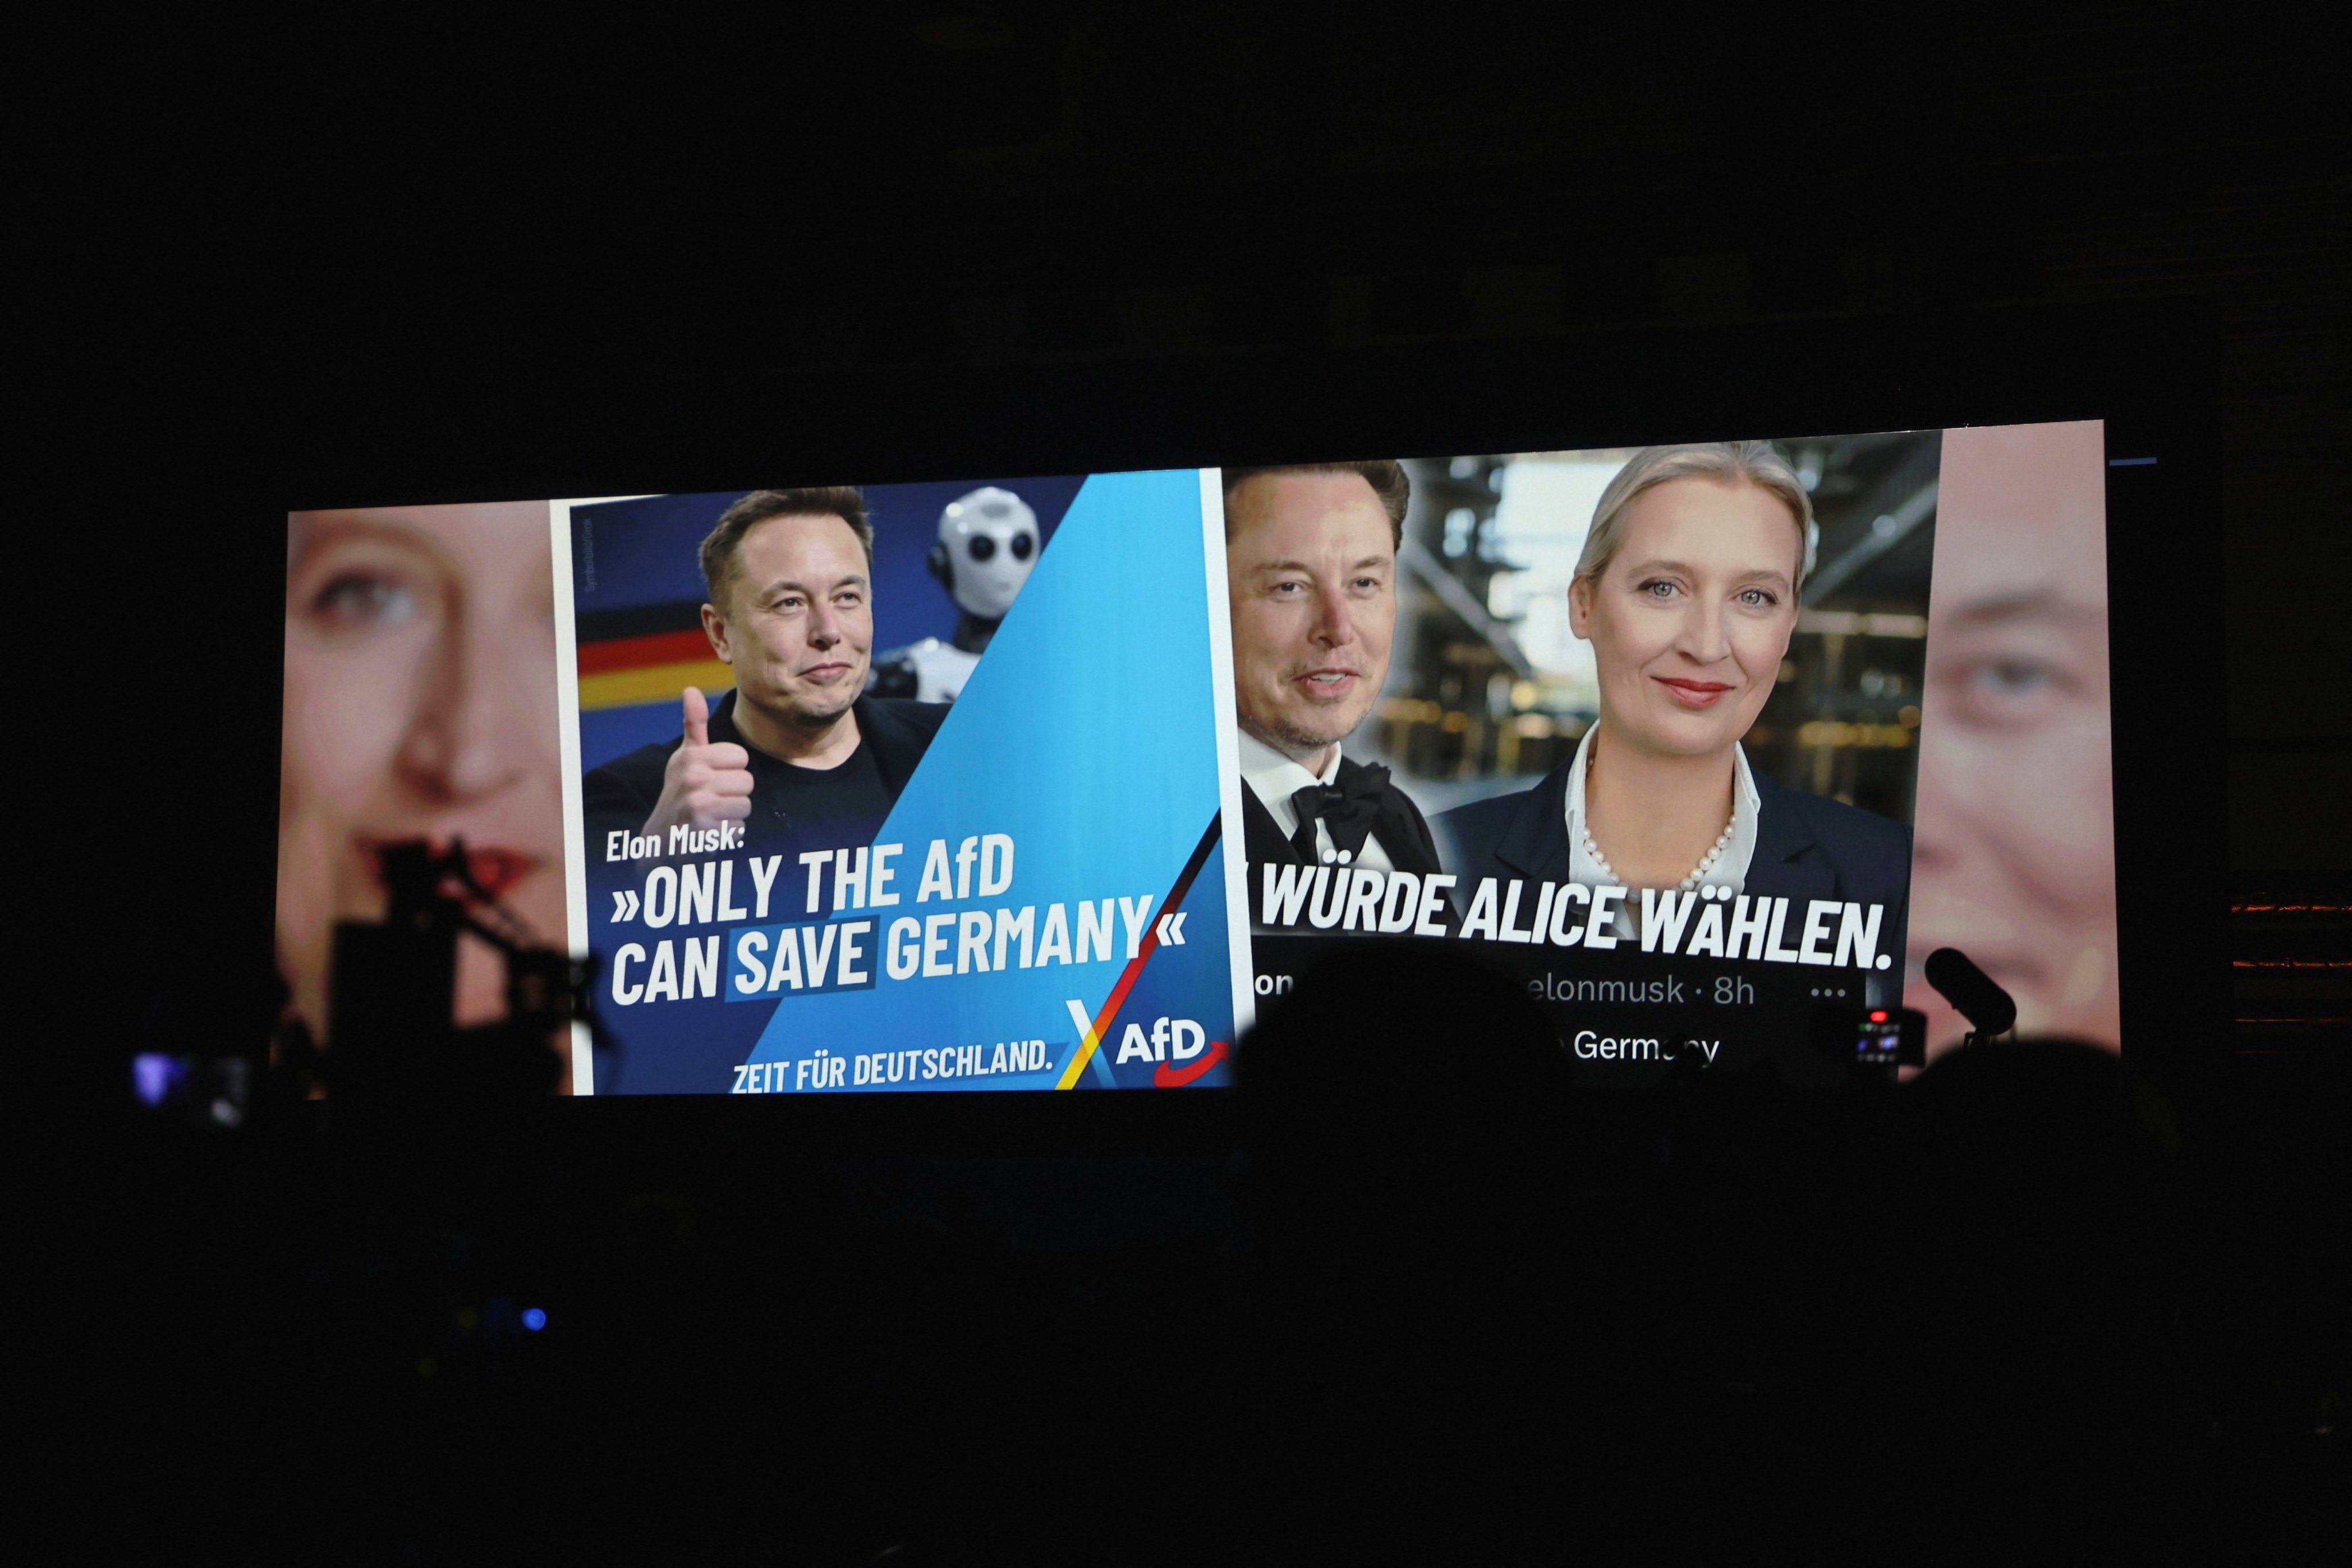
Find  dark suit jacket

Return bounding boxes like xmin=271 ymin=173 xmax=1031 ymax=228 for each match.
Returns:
xmin=584 ymin=688 xmax=947 ymax=847
xmin=1241 ymin=756 xmax=1448 ymax=933
xmin=1240 ymin=754 xmax=1445 ymax=879
xmin=1434 ymin=757 xmax=1911 ymax=959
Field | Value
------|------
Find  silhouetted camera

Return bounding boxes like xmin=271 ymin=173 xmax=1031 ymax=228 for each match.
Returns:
xmin=312 ymin=840 xmax=593 ymax=1108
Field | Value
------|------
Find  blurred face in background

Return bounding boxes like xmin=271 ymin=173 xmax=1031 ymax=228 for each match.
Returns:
xmin=1908 ymin=422 xmax=2119 ymax=1059
xmin=279 ymin=504 xmax=568 ymax=1057
xmin=1571 ymin=476 xmax=1802 ymax=762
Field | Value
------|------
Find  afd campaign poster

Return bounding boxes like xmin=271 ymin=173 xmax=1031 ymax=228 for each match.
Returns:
xmin=556 ymin=471 xmax=1253 ymax=1095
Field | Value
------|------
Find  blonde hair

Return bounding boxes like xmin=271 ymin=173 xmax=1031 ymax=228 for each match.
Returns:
xmin=1573 ymin=441 xmax=1816 ymax=592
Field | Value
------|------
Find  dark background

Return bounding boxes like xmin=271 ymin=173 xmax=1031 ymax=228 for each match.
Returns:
xmin=26 ymin=8 xmax=2346 ymax=1560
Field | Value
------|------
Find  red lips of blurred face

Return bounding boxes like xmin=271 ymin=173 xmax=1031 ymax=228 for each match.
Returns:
xmin=357 ymin=838 xmax=541 ymax=905
xmin=1572 ymin=476 xmax=1802 ymax=759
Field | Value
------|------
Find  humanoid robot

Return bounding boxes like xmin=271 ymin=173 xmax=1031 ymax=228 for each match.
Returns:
xmin=868 ymin=486 xmax=1040 ymax=702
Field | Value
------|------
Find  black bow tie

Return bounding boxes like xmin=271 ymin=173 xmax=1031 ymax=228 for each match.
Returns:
xmin=1288 ymin=764 xmax=1391 ymax=864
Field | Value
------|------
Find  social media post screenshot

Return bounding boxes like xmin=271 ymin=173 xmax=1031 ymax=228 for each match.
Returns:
xmin=1223 ymin=428 xmax=2120 ymax=1084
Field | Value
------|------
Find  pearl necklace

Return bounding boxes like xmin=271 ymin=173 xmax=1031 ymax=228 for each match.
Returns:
xmin=1579 ymin=733 xmax=1738 ymax=891
xmin=1581 ymin=812 xmax=1737 ymax=891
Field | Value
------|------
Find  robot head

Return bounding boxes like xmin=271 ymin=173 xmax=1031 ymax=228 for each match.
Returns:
xmin=928 ymin=486 xmax=1039 ymax=620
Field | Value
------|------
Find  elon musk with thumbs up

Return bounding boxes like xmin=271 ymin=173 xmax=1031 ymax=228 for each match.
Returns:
xmin=583 ymin=488 xmax=947 ymax=875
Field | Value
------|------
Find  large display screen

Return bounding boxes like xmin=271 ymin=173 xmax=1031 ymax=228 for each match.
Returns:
xmin=275 ymin=422 xmax=2119 ymax=1093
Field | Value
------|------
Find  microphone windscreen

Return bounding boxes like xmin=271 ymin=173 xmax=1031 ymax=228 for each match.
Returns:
xmin=1924 ymin=947 xmax=2018 ymax=1037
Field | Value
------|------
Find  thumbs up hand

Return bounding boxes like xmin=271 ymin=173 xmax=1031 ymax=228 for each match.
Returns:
xmin=642 ymin=686 xmax=755 ymax=841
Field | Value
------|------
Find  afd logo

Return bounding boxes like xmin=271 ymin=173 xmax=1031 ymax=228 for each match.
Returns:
xmin=1108 ymin=1014 xmax=1226 ymax=1086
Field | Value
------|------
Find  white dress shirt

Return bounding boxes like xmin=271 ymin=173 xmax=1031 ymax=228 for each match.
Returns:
xmin=1238 ymin=731 xmax=1397 ymax=874
xmin=1565 ymin=724 xmax=1760 ymax=940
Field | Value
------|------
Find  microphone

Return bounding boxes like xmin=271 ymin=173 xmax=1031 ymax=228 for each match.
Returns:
xmin=1923 ymin=948 xmax=2017 ymax=1040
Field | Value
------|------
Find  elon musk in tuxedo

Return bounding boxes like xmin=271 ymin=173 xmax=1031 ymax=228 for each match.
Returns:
xmin=1223 ymin=463 xmax=1444 ymax=926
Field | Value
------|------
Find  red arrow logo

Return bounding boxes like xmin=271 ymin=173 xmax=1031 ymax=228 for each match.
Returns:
xmin=1153 ymin=1038 xmax=1226 ymax=1088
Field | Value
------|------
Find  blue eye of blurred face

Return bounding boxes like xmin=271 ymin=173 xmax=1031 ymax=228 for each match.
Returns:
xmin=968 ymin=534 xmax=997 ymax=562
xmin=1974 ymin=660 xmax=2052 ymax=696
xmin=1010 ymin=531 xmax=1033 ymax=561
xmin=314 ymin=574 xmax=417 ymax=631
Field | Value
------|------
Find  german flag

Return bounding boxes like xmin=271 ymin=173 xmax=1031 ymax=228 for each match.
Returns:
xmin=576 ymin=603 xmax=731 ymax=713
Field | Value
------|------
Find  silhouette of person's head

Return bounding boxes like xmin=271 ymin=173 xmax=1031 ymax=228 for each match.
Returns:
xmin=1237 ymin=941 xmax=1574 ymax=1554
xmin=1851 ymin=1039 xmax=2182 ymax=1555
xmin=1241 ymin=939 xmax=1571 ymax=1247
